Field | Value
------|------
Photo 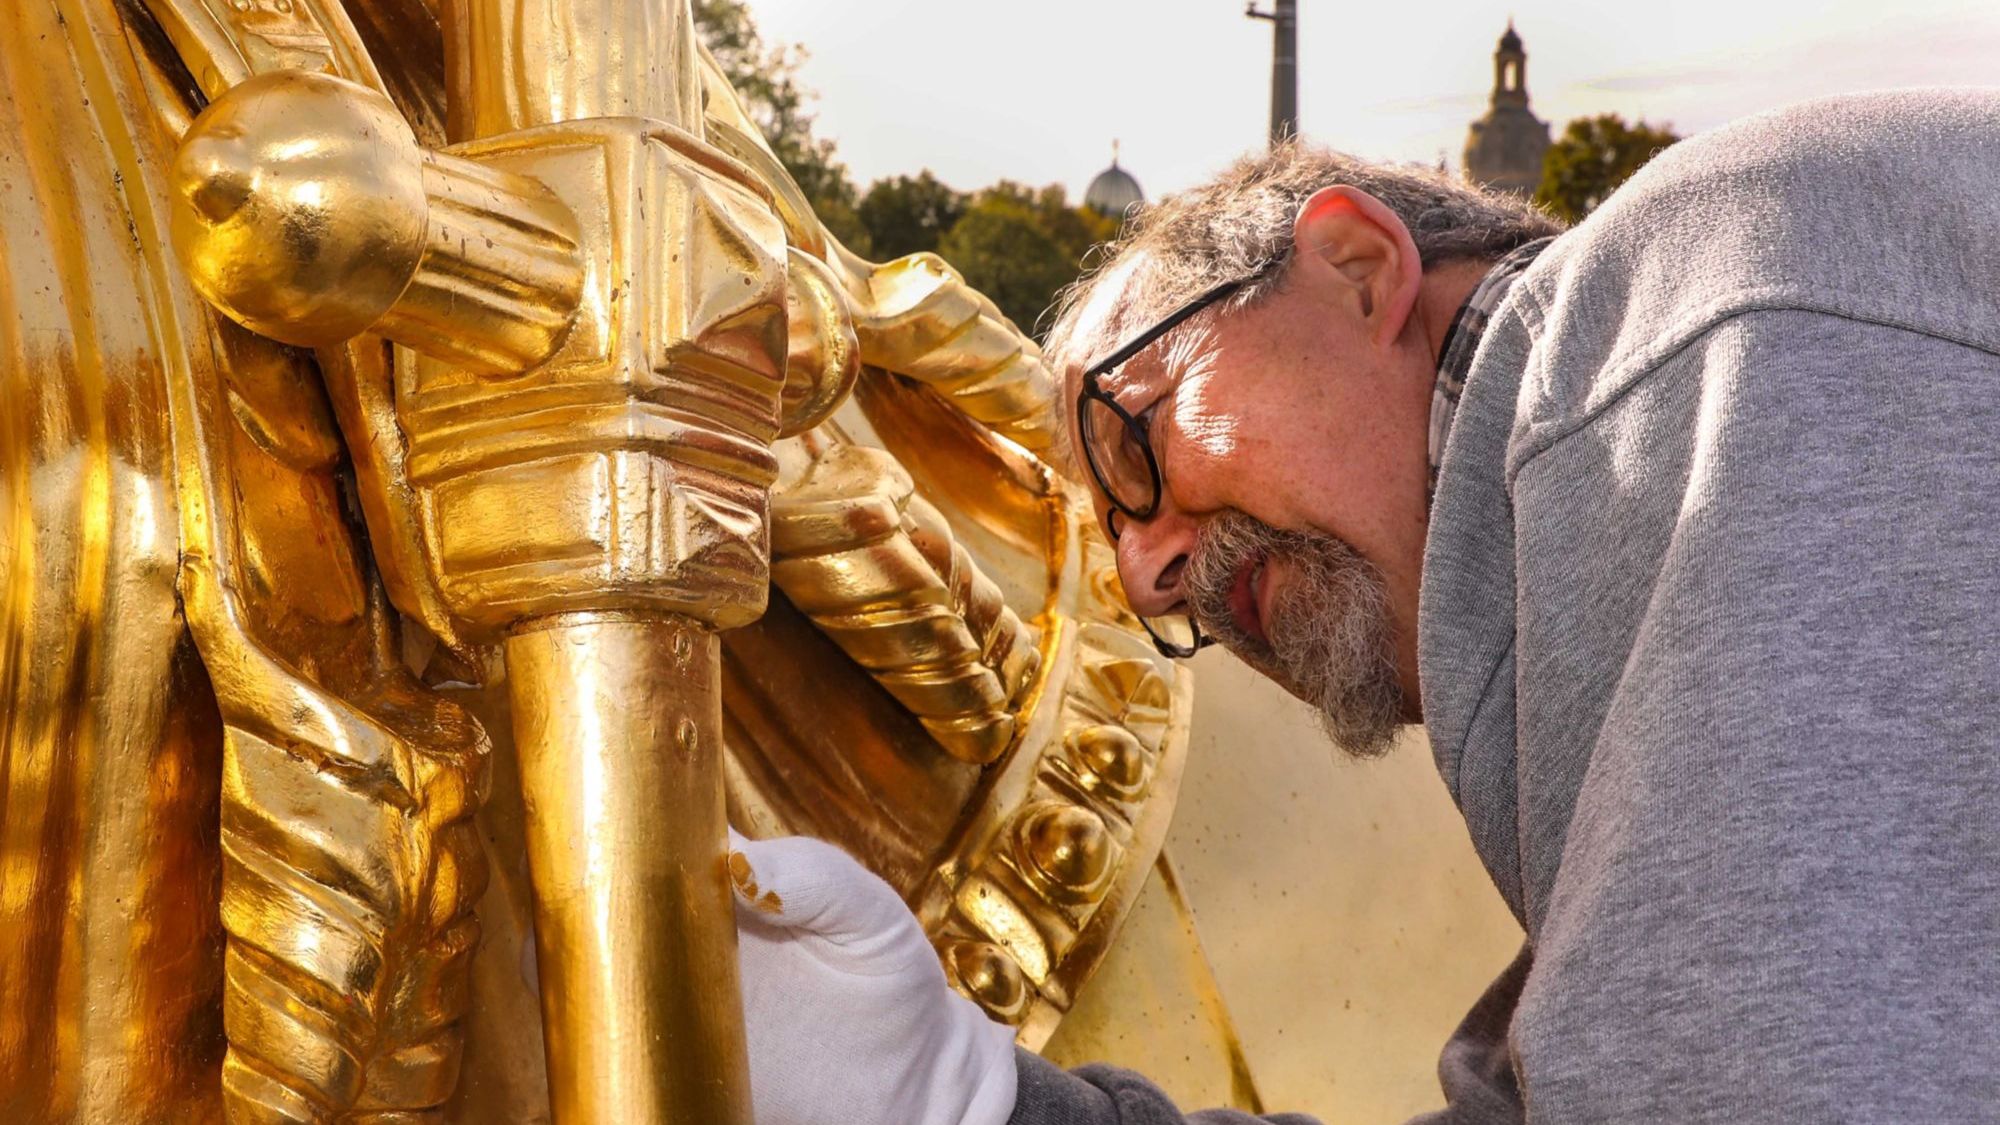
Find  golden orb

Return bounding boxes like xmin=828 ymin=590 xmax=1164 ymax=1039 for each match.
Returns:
xmin=944 ymin=940 xmax=1029 ymax=1023
xmin=168 ymin=69 xmax=429 ymax=347
xmin=1016 ymin=803 xmax=1118 ymax=903
xmin=1067 ymin=724 xmax=1152 ymax=799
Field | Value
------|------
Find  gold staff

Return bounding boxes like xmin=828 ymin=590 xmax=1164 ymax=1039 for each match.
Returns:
xmin=440 ymin=1 xmax=774 ymax=1119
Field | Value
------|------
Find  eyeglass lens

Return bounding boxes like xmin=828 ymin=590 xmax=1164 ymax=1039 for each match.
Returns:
xmin=1139 ymin=612 xmax=1200 ymax=658
xmin=1080 ymin=393 xmax=1158 ymax=518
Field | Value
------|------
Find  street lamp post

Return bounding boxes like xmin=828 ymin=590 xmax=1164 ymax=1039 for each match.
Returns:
xmin=1245 ymin=0 xmax=1299 ymax=143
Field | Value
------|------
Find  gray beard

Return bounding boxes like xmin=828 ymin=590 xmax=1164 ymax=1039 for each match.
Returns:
xmin=1183 ymin=511 xmax=1405 ymax=758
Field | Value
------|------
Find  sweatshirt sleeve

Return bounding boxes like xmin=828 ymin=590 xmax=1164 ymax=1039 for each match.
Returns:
xmin=1006 ymin=1050 xmax=1321 ymax=1125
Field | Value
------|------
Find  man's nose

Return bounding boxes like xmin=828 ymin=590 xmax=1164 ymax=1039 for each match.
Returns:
xmin=1114 ymin=503 xmax=1200 ymax=617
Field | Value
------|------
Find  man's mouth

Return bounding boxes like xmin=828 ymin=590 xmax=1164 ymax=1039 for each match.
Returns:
xmin=1226 ymin=554 xmax=1270 ymax=646
xmin=1180 ymin=510 xmax=1406 ymax=756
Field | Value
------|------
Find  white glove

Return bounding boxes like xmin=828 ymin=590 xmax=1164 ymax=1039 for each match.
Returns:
xmin=730 ymin=830 xmax=1019 ymax=1125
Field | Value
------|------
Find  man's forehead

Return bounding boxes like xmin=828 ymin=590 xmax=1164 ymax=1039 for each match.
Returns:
xmin=1068 ymin=257 xmax=1238 ymax=403
xmin=1060 ymin=253 xmax=1173 ymax=398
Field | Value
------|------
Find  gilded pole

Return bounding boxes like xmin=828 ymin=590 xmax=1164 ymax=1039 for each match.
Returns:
xmin=507 ymin=617 xmax=747 ymax=1121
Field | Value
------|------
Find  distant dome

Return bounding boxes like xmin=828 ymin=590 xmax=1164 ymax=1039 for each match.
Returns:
xmin=1499 ymin=20 xmax=1523 ymax=51
xmin=1084 ymin=155 xmax=1144 ymax=219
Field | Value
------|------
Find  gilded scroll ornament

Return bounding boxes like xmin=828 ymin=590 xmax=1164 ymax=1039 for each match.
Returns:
xmin=214 ymin=615 xmax=490 ymax=1123
xmin=770 ymin=439 xmax=1041 ymax=765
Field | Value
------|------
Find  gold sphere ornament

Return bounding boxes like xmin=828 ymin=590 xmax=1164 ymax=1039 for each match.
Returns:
xmin=167 ymin=69 xmax=585 ymax=373
xmin=1066 ymin=724 xmax=1153 ymax=799
xmin=169 ymin=69 xmax=430 ymax=347
xmin=1016 ymin=803 xmax=1119 ymax=903
xmin=943 ymin=940 xmax=1031 ymax=1024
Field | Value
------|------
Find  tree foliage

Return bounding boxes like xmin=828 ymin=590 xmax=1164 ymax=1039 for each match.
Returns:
xmin=937 ymin=183 xmax=1119 ymax=335
xmin=691 ymin=2 xmax=1116 ymax=337
xmin=1535 ymin=114 xmax=1681 ymax=223
xmin=692 ymin=0 xmax=871 ymax=252
xmin=858 ymin=172 xmax=969 ymax=260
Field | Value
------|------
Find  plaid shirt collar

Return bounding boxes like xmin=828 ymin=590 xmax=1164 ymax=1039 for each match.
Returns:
xmin=1429 ymin=237 xmax=1554 ymax=491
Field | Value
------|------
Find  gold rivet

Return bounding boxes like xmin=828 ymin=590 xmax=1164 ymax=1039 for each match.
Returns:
xmin=1016 ymin=804 xmax=1117 ymax=903
xmin=944 ymin=940 xmax=1028 ymax=1024
xmin=1066 ymin=725 xmax=1151 ymax=798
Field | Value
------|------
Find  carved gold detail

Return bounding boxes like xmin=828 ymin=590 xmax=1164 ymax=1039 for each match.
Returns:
xmin=5 ymin=0 xmax=1196 ymax=1120
xmin=1015 ymin=803 xmax=1121 ymax=904
xmin=215 ymin=644 xmax=490 ymax=1124
xmin=394 ymin=114 xmax=788 ymax=634
xmin=1062 ymin=725 xmax=1155 ymax=802
xmin=780 ymin=247 xmax=864 ymax=436
xmin=943 ymin=940 xmax=1033 ymax=1025
xmin=142 ymin=0 xmax=383 ymax=95
xmin=169 ymin=70 xmax=587 ymax=373
xmin=693 ymin=49 xmax=1063 ymax=460
xmin=911 ymin=528 xmax=1193 ymax=1048
xmin=843 ymin=252 xmax=1062 ymax=459
xmin=770 ymin=440 xmax=1040 ymax=764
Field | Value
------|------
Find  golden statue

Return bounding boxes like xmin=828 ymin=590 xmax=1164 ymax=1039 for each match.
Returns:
xmin=0 ymin=0 xmax=1199 ymax=1120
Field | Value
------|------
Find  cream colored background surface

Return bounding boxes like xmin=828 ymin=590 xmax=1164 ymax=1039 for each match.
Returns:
xmin=1045 ymin=652 xmax=1524 ymax=1122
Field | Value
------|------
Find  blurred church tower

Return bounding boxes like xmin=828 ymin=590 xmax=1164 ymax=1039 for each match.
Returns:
xmin=1462 ymin=21 xmax=1550 ymax=197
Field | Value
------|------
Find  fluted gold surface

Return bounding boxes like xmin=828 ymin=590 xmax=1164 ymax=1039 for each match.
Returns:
xmin=212 ymin=609 xmax=490 ymax=1124
xmin=770 ymin=439 xmax=1039 ymax=764
xmin=0 ymin=7 xmax=225 ymax=1117
xmin=844 ymin=250 xmax=1063 ymax=458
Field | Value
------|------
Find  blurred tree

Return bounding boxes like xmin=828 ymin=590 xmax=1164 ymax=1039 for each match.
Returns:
xmin=858 ymin=172 xmax=969 ymax=260
xmin=1535 ymin=114 xmax=1681 ymax=223
xmin=691 ymin=2 xmax=1117 ymax=331
xmin=693 ymin=0 xmax=871 ymax=252
xmin=937 ymin=183 xmax=1119 ymax=335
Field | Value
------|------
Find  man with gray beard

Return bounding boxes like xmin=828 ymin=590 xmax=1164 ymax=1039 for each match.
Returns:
xmin=1182 ymin=512 xmax=1404 ymax=755
xmin=730 ymin=89 xmax=2000 ymax=1124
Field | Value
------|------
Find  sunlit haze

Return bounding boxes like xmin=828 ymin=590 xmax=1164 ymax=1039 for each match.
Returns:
xmin=740 ymin=0 xmax=2000 ymax=202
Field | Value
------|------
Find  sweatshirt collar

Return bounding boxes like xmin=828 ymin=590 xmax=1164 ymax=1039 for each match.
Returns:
xmin=1429 ymin=237 xmax=1554 ymax=492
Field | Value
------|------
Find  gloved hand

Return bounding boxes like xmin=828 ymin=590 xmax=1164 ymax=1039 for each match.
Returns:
xmin=730 ymin=830 xmax=1019 ymax=1125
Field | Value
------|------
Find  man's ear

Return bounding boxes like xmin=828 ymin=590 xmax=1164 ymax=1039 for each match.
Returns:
xmin=1290 ymin=185 xmax=1423 ymax=348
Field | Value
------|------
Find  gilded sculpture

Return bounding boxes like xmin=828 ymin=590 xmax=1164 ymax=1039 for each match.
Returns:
xmin=0 ymin=0 xmax=1191 ymax=1120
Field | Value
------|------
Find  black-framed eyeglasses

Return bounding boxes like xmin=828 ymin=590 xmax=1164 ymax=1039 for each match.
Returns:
xmin=1074 ymin=275 xmax=1250 ymax=658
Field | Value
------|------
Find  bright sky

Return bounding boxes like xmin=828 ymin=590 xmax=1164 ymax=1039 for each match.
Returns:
xmin=740 ymin=0 xmax=2000 ymax=202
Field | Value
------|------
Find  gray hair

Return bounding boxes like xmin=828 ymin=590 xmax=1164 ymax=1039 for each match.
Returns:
xmin=1044 ymin=140 xmax=1564 ymax=375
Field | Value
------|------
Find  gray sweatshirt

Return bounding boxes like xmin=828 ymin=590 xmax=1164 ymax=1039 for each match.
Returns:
xmin=1010 ymin=88 xmax=2000 ymax=1124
